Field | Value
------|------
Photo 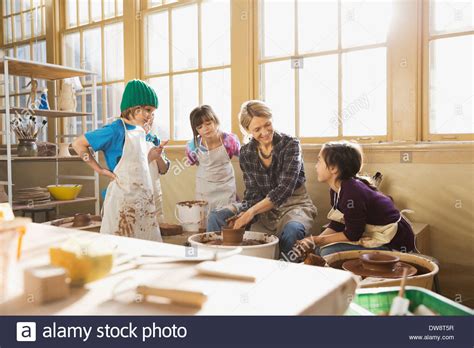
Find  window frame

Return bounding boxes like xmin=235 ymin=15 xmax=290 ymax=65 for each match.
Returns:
xmin=59 ymin=0 xmax=125 ymax=133
xmin=421 ymin=0 xmax=474 ymax=141
xmin=141 ymin=0 xmax=232 ymax=144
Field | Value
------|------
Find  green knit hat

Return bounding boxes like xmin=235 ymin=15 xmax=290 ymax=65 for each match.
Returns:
xmin=120 ymin=79 xmax=158 ymax=112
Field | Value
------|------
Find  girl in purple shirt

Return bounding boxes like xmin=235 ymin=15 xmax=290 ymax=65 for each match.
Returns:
xmin=299 ymin=141 xmax=415 ymax=257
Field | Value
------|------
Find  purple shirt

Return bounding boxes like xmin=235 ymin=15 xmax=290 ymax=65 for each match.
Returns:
xmin=328 ymin=177 xmax=415 ymax=251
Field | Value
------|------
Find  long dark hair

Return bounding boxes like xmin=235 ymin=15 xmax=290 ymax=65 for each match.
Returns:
xmin=189 ymin=105 xmax=220 ymax=148
xmin=321 ymin=141 xmax=378 ymax=191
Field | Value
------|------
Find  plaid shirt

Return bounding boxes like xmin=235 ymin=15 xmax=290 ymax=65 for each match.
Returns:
xmin=239 ymin=132 xmax=306 ymax=210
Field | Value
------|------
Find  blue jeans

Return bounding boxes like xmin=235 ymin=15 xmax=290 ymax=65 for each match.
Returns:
xmin=315 ymin=243 xmax=390 ymax=258
xmin=207 ymin=208 xmax=306 ymax=262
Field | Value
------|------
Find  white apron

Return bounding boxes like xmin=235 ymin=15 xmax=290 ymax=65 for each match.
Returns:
xmin=146 ymin=142 xmax=165 ymax=224
xmin=100 ymin=120 xmax=162 ymax=242
xmin=195 ymin=138 xmax=237 ymax=211
xmin=321 ymin=188 xmax=400 ymax=249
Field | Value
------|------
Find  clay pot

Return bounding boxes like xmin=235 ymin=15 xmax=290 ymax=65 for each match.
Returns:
xmin=72 ymin=213 xmax=92 ymax=228
xmin=17 ymin=139 xmax=38 ymax=157
xmin=221 ymin=227 xmax=245 ymax=245
xmin=304 ymin=253 xmax=327 ymax=267
xmin=360 ymin=252 xmax=400 ymax=272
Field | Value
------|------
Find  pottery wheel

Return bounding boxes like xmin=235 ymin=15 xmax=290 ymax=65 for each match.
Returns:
xmin=342 ymin=259 xmax=418 ymax=278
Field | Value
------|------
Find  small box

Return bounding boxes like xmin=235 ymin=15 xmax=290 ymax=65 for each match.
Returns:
xmin=23 ymin=265 xmax=69 ymax=304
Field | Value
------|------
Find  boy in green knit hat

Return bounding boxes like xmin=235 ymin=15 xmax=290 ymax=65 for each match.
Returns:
xmin=73 ymin=79 xmax=168 ymax=241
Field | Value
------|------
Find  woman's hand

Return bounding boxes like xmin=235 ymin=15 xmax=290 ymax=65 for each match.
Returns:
xmin=233 ymin=209 xmax=255 ymax=229
xmin=99 ymin=168 xmax=117 ymax=181
xmin=295 ymin=237 xmax=316 ymax=254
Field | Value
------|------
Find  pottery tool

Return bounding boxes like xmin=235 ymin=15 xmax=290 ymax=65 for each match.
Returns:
xmin=195 ymin=261 xmax=257 ymax=282
xmin=137 ymin=285 xmax=207 ymax=308
xmin=389 ymin=268 xmax=410 ymax=316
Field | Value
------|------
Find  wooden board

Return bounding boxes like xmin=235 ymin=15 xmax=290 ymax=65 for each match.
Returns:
xmin=0 ymin=57 xmax=94 ymax=80
xmin=0 ymin=108 xmax=92 ymax=118
xmin=13 ymin=197 xmax=96 ymax=211
xmin=1 ymin=223 xmax=357 ymax=315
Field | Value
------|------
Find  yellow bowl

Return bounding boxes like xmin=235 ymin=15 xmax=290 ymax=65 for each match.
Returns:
xmin=47 ymin=184 xmax=83 ymax=200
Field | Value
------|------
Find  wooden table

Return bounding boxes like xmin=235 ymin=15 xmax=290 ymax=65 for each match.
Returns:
xmin=1 ymin=223 xmax=357 ymax=315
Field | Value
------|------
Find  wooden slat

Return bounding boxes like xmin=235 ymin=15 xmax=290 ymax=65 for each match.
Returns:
xmin=13 ymin=196 xmax=96 ymax=211
xmin=0 ymin=107 xmax=92 ymax=118
xmin=0 ymin=57 xmax=95 ymax=80
xmin=0 ymin=155 xmax=82 ymax=161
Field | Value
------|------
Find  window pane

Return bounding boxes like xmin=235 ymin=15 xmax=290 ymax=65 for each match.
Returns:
xmin=13 ymin=0 xmax=21 ymax=13
xmin=149 ymin=0 xmax=162 ymax=7
xmin=67 ymin=0 xmax=77 ymax=27
xmin=172 ymin=5 xmax=198 ymax=71
xmin=104 ymin=22 xmax=124 ymax=81
xmin=4 ymin=18 xmax=12 ymax=44
xmin=117 ymin=0 xmax=123 ymax=15
xmin=298 ymin=0 xmax=338 ymax=54
xmin=429 ymin=35 xmax=473 ymax=134
xmin=261 ymin=60 xmax=295 ymax=136
xmin=261 ymin=0 xmax=294 ymax=58
xmin=83 ymin=27 xmax=102 ymax=82
xmin=3 ymin=0 xmax=11 ymax=16
xmin=104 ymin=0 xmax=115 ymax=19
xmin=16 ymin=45 xmax=31 ymax=94
xmin=24 ymin=12 xmax=32 ymax=39
xmin=201 ymin=0 xmax=230 ymax=68
xmin=32 ymin=7 xmax=43 ymax=36
xmin=342 ymin=47 xmax=387 ymax=136
xmin=299 ymin=55 xmax=338 ymax=137
xmin=63 ymin=32 xmax=81 ymax=69
xmin=78 ymin=0 xmax=89 ymax=24
xmin=91 ymin=0 xmax=102 ymax=21
xmin=86 ymin=86 xmax=103 ymax=130
xmin=148 ymin=77 xmax=170 ymax=140
xmin=173 ymin=73 xmax=198 ymax=140
xmin=106 ymin=82 xmax=124 ymax=123
xmin=14 ymin=14 xmax=22 ymax=41
xmin=202 ymin=68 xmax=231 ymax=133
xmin=341 ymin=0 xmax=393 ymax=48
xmin=145 ymin=11 xmax=169 ymax=74
xmin=33 ymin=40 xmax=46 ymax=63
xmin=430 ymin=0 xmax=473 ymax=34
xmin=24 ymin=0 xmax=32 ymax=10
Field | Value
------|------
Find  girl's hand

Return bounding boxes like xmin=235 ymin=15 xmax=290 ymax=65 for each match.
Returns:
xmin=233 ymin=209 xmax=255 ymax=229
xmin=100 ymin=168 xmax=117 ymax=181
xmin=295 ymin=237 xmax=315 ymax=254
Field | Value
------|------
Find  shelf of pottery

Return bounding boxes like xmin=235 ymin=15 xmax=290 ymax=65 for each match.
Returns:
xmin=0 ymin=57 xmax=100 ymax=218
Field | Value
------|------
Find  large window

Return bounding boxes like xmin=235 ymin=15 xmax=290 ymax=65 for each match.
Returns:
xmin=258 ymin=0 xmax=393 ymax=141
xmin=144 ymin=0 xmax=231 ymax=141
xmin=1 ymin=0 xmax=47 ymax=141
xmin=424 ymin=0 xmax=473 ymax=140
xmin=61 ymin=0 xmax=124 ymax=135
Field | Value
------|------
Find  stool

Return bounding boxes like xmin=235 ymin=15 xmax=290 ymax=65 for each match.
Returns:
xmin=20 ymin=206 xmax=56 ymax=222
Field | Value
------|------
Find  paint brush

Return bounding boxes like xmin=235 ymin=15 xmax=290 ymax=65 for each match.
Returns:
xmin=389 ymin=268 xmax=410 ymax=315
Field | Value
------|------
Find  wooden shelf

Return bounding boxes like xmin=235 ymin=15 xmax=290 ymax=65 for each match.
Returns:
xmin=0 ymin=57 xmax=94 ymax=80
xmin=0 ymin=155 xmax=81 ymax=161
xmin=13 ymin=197 xmax=97 ymax=211
xmin=0 ymin=107 xmax=92 ymax=118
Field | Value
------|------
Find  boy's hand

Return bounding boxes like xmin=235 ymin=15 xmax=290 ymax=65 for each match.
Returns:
xmin=100 ymin=168 xmax=117 ymax=181
xmin=149 ymin=140 xmax=169 ymax=161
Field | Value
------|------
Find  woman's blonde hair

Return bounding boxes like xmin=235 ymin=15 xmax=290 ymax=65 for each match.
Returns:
xmin=238 ymin=100 xmax=272 ymax=140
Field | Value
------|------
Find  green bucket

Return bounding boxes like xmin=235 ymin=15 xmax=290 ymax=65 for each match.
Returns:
xmin=349 ymin=286 xmax=473 ymax=316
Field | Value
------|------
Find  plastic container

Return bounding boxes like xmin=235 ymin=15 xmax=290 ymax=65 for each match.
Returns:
xmin=47 ymin=184 xmax=82 ymax=200
xmin=352 ymin=286 xmax=473 ymax=316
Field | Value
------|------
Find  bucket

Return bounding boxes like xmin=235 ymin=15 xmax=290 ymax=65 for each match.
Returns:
xmin=188 ymin=231 xmax=279 ymax=259
xmin=175 ymin=200 xmax=209 ymax=232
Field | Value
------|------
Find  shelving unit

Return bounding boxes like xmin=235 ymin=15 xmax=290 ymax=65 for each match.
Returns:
xmin=0 ymin=57 xmax=100 ymax=216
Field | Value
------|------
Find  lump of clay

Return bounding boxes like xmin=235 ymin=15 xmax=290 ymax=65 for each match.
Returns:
xmin=304 ymin=253 xmax=327 ymax=267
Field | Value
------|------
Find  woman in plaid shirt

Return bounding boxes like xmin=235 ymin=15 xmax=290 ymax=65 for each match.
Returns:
xmin=207 ymin=100 xmax=317 ymax=261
